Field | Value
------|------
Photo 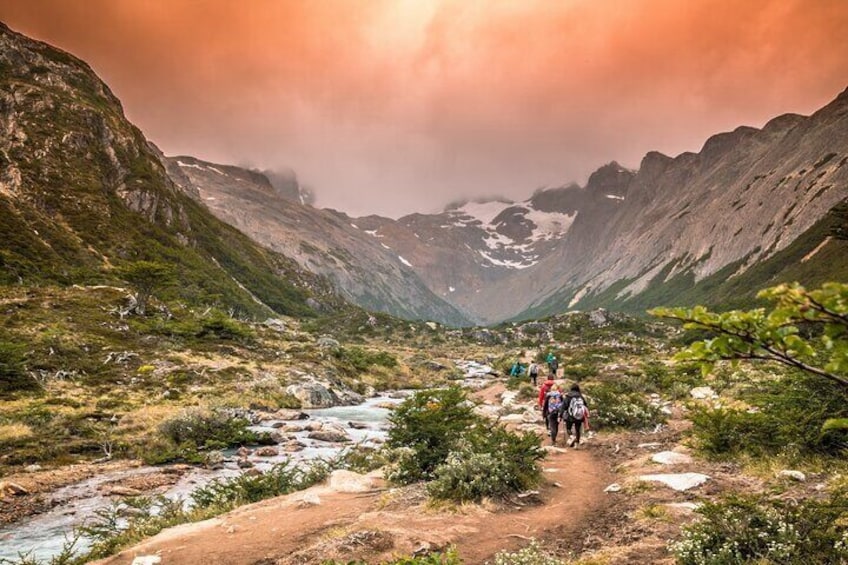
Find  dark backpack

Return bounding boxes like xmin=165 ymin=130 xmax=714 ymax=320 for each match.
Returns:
xmin=568 ymin=396 xmax=586 ymax=421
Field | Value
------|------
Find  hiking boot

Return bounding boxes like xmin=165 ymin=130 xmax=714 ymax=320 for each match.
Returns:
xmin=567 ymin=436 xmax=576 ymax=448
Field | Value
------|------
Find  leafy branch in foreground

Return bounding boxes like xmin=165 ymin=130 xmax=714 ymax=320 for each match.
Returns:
xmin=650 ymin=282 xmax=848 ymax=388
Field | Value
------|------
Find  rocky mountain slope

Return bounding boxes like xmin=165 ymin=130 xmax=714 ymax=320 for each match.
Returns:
xmin=354 ymin=93 xmax=848 ymax=323
xmin=0 ymin=22 xmax=338 ymax=318
xmin=161 ymin=155 xmax=471 ymax=326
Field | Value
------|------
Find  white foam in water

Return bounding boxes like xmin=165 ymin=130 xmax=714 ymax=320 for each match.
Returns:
xmin=0 ymin=394 xmax=405 ymax=562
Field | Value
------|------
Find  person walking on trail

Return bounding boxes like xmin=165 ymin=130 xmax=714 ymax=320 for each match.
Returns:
xmin=546 ymin=352 xmax=558 ymax=376
xmin=537 ymin=374 xmax=556 ymax=429
xmin=564 ymin=383 xmax=588 ymax=448
xmin=528 ymin=362 xmax=539 ymax=386
xmin=546 ymin=385 xmax=564 ymax=445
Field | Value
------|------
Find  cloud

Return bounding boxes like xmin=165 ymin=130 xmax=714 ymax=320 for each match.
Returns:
xmin=1 ymin=0 xmax=847 ymax=217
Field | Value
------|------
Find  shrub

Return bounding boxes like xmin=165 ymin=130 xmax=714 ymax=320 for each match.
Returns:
xmin=321 ymin=547 xmax=461 ymax=564
xmin=690 ymin=372 xmax=848 ymax=459
xmin=191 ymin=459 xmax=331 ymax=510
xmin=334 ymin=444 xmax=387 ymax=474
xmin=158 ymin=408 xmax=265 ymax=453
xmin=385 ymin=387 xmax=477 ymax=483
xmin=427 ymin=425 xmax=544 ymax=502
xmin=332 ymin=346 xmax=398 ymax=375
xmin=671 ymin=488 xmax=848 ymax=564
xmin=585 ymin=382 xmax=665 ymax=430
xmin=492 ymin=539 xmax=563 ymax=565
xmin=0 ymin=339 xmax=37 ymax=396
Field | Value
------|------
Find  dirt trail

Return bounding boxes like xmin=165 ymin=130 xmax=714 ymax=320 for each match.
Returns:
xmin=95 ymin=385 xmax=612 ymax=565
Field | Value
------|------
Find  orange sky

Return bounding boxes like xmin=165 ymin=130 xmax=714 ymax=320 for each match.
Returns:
xmin=2 ymin=0 xmax=847 ymax=217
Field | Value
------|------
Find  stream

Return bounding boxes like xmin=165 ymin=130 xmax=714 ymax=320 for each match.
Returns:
xmin=0 ymin=359 xmax=496 ymax=562
xmin=0 ymin=396 xmax=404 ymax=562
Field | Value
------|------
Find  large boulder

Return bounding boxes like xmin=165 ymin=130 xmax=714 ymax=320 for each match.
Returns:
xmin=285 ymin=374 xmax=363 ymax=408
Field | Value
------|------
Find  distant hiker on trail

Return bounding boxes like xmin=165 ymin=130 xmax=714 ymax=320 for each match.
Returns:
xmin=509 ymin=360 xmax=524 ymax=377
xmin=546 ymin=352 xmax=558 ymax=376
xmin=564 ymin=383 xmax=588 ymax=448
xmin=546 ymin=385 xmax=564 ymax=444
xmin=528 ymin=362 xmax=539 ymax=386
xmin=537 ymin=374 xmax=556 ymax=429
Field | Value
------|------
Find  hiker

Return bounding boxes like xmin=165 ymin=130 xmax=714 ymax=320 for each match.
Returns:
xmin=563 ymin=383 xmax=588 ymax=448
xmin=546 ymin=385 xmax=564 ymax=444
xmin=537 ymin=374 xmax=556 ymax=429
xmin=509 ymin=360 xmax=524 ymax=377
xmin=546 ymin=352 xmax=558 ymax=376
xmin=528 ymin=361 xmax=539 ymax=386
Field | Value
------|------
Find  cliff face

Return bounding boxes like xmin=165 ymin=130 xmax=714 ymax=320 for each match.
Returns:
xmin=0 ymin=22 xmax=335 ymax=318
xmin=161 ymin=156 xmax=472 ymax=326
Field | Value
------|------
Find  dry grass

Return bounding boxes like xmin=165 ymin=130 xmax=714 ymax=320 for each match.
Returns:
xmin=0 ymin=423 xmax=34 ymax=442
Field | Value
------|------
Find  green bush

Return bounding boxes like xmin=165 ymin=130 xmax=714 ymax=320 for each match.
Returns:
xmin=671 ymin=489 xmax=848 ymax=564
xmin=427 ymin=425 xmax=543 ymax=502
xmin=385 ymin=387 xmax=477 ymax=483
xmin=332 ymin=346 xmax=398 ymax=375
xmin=191 ymin=459 xmax=331 ymax=510
xmin=690 ymin=372 xmax=848 ymax=459
xmin=158 ymin=409 xmax=266 ymax=453
xmin=585 ymin=382 xmax=665 ymax=430
xmin=321 ymin=547 xmax=461 ymax=565
xmin=0 ymin=339 xmax=37 ymax=397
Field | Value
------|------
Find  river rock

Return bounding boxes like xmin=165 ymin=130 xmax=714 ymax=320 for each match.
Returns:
xmin=279 ymin=423 xmax=305 ymax=432
xmin=105 ymin=486 xmax=143 ymax=497
xmin=347 ymin=421 xmax=369 ymax=429
xmin=204 ymin=451 xmax=225 ymax=469
xmin=638 ymin=473 xmax=710 ymax=491
xmin=237 ymin=459 xmax=254 ymax=469
xmin=261 ymin=409 xmax=309 ymax=421
xmin=304 ymin=421 xmax=324 ymax=432
xmin=284 ymin=440 xmax=306 ymax=452
xmin=286 ymin=376 xmax=363 ymax=409
xmin=0 ymin=481 xmax=29 ymax=496
xmin=651 ymin=451 xmax=693 ymax=465
xmin=328 ymin=470 xmax=385 ymax=493
xmin=255 ymin=446 xmax=279 ymax=457
xmin=778 ymin=470 xmax=806 ymax=482
xmin=308 ymin=430 xmax=351 ymax=443
xmin=236 ymin=446 xmax=253 ymax=458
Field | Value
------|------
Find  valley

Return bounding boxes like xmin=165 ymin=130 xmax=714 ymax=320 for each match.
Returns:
xmin=0 ymin=17 xmax=847 ymax=565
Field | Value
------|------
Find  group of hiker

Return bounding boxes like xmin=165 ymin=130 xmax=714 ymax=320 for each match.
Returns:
xmin=515 ymin=352 xmax=588 ymax=448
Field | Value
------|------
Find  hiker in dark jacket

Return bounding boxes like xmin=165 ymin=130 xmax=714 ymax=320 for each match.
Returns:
xmin=537 ymin=375 xmax=556 ymax=429
xmin=563 ymin=383 xmax=588 ymax=448
xmin=546 ymin=385 xmax=564 ymax=444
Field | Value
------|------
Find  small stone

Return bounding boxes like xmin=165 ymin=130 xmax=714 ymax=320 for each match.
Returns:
xmin=236 ymin=446 xmax=253 ymax=458
xmin=24 ymin=464 xmax=42 ymax=473
xmin=131 ymin=556 xmax=162 ymax=565
xmin=777 ymin=470 xmax=806 ymax=482
xmin=254 ymin=446 xmax=279 ymax=457
xmin=237 ymin=459 xmax=254 ymax=469
xmin=307 ymin=430 xmax=350 ymax=443
xmin=637 ymin=442 xmax=663 ymax=449
xmin=347 ymin=421 xmax=369 ymax=429
xmin=651 ymin=451 xmax=693 ymax=466
xmin=638 ymin=473 xmax=710 ymax=491
xmin=604 ymin=483 xmax=622 ymax=493
xmin=105 ymin=486 xmax=143 ymax=497
xmin=298 ymin=492 xmax=322 ymax=507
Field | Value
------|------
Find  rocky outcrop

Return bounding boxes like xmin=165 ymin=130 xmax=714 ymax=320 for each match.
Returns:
xmin=284 ymin=374 xmax=363 ymax=408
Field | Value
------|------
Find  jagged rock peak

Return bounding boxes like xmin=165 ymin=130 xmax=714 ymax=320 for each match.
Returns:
xmin=586 ymin=161 xmax=635 ymax=194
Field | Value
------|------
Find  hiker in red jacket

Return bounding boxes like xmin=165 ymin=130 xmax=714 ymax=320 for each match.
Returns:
xmin=537 ymin=374 xmax=556 ymax=429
